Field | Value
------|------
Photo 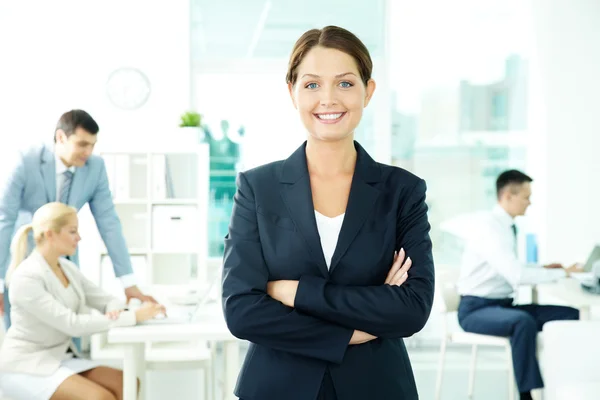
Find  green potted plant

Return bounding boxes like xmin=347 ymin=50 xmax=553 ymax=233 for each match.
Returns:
xmin=179 ymin=111 xmax=205 ymax=143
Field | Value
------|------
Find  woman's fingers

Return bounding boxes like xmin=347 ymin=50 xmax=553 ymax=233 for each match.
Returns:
xmin=390 ymin=256 xmax=412 ymax=286
xmin=385 ymin=248 xmax=405 ymax=284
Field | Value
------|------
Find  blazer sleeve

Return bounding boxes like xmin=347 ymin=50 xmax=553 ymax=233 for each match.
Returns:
xmin=294 ymin=179 xmax=435 ymax=338
xmin=64 ymin=260 xmax=127 ymax=313
xmin=222 ymin=172 xmax=354 ymax=364
xmin=88 ymin=158 xmax=134 ymax=279
xmin=9 ymin=269 xmax=136 ymax=337
xmin=0 ymin=152 xmax=25 ymax=282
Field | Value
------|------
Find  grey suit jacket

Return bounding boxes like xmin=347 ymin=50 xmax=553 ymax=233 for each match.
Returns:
xmin=0 ymin=144 xmax=134 ymax=282
xmin=0 ymin=251 xmax=136 ymax=375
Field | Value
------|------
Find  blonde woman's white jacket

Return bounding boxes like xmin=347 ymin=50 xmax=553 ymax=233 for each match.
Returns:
xmin=0 ymin=251 xmax=136 ymax=375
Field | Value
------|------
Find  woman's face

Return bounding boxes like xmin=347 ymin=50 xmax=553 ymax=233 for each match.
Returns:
xmin=289 ymin=46 xmax=376 ymax=143
xmin=46 ymin=215 xmax=81 ymax=256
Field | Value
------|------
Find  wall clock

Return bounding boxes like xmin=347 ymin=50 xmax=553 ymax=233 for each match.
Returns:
xmin=106 ymin=67 xmax=151 ymax=110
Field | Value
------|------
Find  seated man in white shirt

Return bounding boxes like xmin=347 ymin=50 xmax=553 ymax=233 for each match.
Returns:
xmin=456 ymin=169 xmax=580 ymax=400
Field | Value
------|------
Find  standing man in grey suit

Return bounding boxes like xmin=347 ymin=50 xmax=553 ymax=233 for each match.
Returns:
xmin=0 ymin=109 xmax=156 ymax=328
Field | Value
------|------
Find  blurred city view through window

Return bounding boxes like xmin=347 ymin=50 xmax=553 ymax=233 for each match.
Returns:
xmin=191 ymin=0 xmax=530 ymax=262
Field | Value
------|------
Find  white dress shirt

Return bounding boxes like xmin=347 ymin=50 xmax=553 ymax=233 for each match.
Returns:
xmin=314 ymin=211 xmax=344 ymax=269
xmin=54 ymin=153 xmax=136 ymax=288
xmin=457 ymin=205 xmax=566 ymax=299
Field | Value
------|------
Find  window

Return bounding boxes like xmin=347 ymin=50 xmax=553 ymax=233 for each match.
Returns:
xmin=389 ymin=0 xmax=531 ymax=265
xmin=190 ymin=0 xmax=388 ymax=257
xmin=190 ymin=0 xmax=531 ymax=263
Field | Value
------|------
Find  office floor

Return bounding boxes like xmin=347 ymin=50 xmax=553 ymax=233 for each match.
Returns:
xmin=411 ymin=345 xmax=515 ymax=400
xmin=0 ymin=339 xmax=515 ymax=400
xmin=140 ymin=343 xmax=517 ymax=400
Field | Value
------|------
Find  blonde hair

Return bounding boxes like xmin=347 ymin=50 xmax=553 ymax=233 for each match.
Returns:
xmin=6 ymin=202 xmax=77 ymax=286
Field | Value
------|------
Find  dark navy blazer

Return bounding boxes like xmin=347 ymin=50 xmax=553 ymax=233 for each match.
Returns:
xmin=222 ymin=141 xmax=435 ymax=400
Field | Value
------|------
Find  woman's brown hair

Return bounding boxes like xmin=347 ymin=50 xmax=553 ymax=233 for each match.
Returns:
xmin=285 ymin=26 xmax=373 ymax=87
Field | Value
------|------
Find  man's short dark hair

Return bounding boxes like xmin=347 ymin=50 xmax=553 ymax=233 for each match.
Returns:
xmin=496 ymin=169 xmax=533 ymax=198
xmin=54 ymin=109 xmax=99 ymax=142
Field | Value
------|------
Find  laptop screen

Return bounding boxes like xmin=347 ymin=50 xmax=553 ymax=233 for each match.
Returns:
xmin=583 ymin=245 xmax=600 ymax=272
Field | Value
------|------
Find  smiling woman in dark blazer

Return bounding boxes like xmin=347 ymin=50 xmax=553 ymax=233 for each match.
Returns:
xmin=222 ymin=25 xmax=435 ymax=400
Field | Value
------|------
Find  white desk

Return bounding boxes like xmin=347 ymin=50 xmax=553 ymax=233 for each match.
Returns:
xmin=107 ymin=308 xmax=240 ymax=400
xmin=551 ymin=383 xmax=600 ymax=400
xmin=535 ymin=278 xmax=600 ymax=320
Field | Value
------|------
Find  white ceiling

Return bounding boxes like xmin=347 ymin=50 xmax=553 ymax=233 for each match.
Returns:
xmin=191 ymin=0 xmax=386 ymax=60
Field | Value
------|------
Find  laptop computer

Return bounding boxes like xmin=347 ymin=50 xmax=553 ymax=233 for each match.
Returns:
xmin=581 ymin=280 xmax=600 ymax=294
xmin=571 ymin=245 xmax=600 ymax=291
xmin=139 ymin=275 xmax=219 ymax=325
xmin=582 ymin=245 xmax=600 ymax=272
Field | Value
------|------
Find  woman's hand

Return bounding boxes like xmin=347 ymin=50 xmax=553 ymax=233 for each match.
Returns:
xmin=105 ymin=310 xmax=122 ymax=320
xmin=268 ymin=283 xmax=378 ymax=346
xmin=134 ymin=302 xmax=167 ymax=323
xmin=348 ymin=251 xmax=409 ymax=345
xmin=385 ymin=248 xmax=412 ymax=286
xmin=267 ymin=280 xmax=299 ymax=307
xmin=349 ymin=330 xmax=377 ymax=345
xmin=267 ymin=251 xmax=410 ymax=337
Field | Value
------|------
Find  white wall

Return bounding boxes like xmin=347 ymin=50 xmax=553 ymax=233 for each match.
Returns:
xmin=0 ymin=0 xmax=191 ymax=276
xmin=0 ymin=0 xmax=190 ymax=151
xmin=0 ymin=4 xmax=212 ymax=397
xmin=530 ymin=0 xmax=600 ymax=264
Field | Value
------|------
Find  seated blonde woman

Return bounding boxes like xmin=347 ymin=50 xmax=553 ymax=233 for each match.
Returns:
xmin=0 ymin=202 xmax=165 ymax=400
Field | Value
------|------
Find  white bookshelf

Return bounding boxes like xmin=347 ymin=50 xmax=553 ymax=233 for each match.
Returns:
xmin=95 ymin=144 xmax=210 ymax=294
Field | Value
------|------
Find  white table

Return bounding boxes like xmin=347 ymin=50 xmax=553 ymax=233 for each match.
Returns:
xmin=107 ymin=309 xmax=240 ymax=400
xmin=534 ymin=278 xmax=600 ymax=320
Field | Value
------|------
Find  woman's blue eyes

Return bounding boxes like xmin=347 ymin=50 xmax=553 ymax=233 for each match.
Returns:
xmin=304 ymin=81 xmax=354 ymax=89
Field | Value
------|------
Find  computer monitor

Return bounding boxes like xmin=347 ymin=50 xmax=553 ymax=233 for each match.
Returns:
xmin=139 ymin=274 xmax=220 ymax=325
xmin=583 ymin=245 xmax=600 ymax=272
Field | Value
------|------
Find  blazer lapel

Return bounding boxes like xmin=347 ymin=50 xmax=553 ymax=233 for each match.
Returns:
xmin=40 ymin=146 xmax=56 ymax=203
xmin=59 ymin=259 xmax=85 ymax=304
xmin=280 ymin=143 xmax=329 ymax=277
xmin=34 ymin=252 xmax=84 ymax=306
xmin=329 ymin=143 xmax=381 ymax=274
xmin=35 ymin=252 xmax=67 ymax=301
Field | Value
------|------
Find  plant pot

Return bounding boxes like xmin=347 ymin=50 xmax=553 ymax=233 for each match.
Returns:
xmin=179 ymin=126 xmax=205 ymax=144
